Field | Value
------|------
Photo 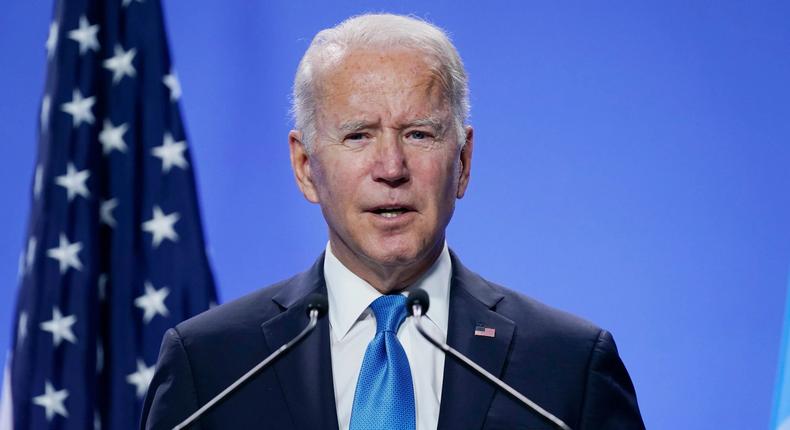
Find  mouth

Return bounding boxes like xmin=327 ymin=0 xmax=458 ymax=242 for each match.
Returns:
xmin=367 ymin=205 xmax=416 ymax=219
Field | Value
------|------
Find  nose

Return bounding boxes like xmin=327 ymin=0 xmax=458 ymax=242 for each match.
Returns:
xmin=372 ymin=132 xmax=410 ymax=187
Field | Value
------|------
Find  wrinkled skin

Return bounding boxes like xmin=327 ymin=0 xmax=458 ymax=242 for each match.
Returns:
xmin=289 ymin=48 xmax=473 ymax=293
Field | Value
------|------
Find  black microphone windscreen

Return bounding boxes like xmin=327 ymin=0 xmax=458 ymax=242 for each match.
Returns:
xmin=406 ymin=288 xmax=430 ymax=316
xmin=305 ymin=293 xmax=328 ymax=318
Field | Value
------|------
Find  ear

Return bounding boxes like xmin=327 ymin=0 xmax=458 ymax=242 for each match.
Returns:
xmin=456 ymin=125 xmax=474 ymax=199
xmin=289 ymin=130 xmax=320 ymax=203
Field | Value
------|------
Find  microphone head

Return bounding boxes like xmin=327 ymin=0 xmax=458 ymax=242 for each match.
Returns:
xmin=406 ymin=288 xmax=430 ymax=316
xmin=305 ymin=293 xmax=328 ymax=318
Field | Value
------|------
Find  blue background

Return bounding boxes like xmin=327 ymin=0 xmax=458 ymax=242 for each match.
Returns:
xmin=2 ymin=1 xmax=790 ymax=429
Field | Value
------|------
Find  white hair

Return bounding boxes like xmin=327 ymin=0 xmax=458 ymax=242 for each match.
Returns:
xmin=291 ymin=13 xmax=470 ymax=152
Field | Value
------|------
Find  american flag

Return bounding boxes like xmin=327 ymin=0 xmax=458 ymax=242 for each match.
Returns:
xmin=0 ymin=0 xmax=217 ymax=428
xmin=474 ymin=323 xmax=496 ymax=338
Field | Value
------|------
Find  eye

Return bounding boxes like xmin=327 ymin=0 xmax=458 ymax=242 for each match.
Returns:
xmin=407 ymin=130 xmax=432 ymax=140
xmin=345 ymin=132 xmax=366 ymax=141
xmin=341 ymin=132 xmax=371 ymax=150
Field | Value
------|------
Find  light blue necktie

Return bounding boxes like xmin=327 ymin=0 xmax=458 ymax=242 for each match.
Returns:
xmin=349 ymin=294 xmax=416 ymax=430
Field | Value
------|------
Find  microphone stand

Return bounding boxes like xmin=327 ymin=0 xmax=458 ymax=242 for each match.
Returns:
xmin=172 ymin=308 xmax=322 ymax=430
xmin=411 ymin=304 xmax=573 ymax=430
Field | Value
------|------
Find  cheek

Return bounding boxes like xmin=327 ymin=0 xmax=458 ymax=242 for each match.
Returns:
xmin=309 ymin=157 xmax=340 ymax=204
xmin=315 ymin=155 xmax=367 ymax=207
xmin=430 ymin=151 xmax=460 ymax=186
xmin=413 ymin=153 xmax=460 ymax=204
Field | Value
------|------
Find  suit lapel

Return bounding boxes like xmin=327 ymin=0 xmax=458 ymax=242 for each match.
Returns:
xmin=437 ymin=253 xmax=516 ymax=430
xmin=261 ymin=254 xmax=339 ymax=430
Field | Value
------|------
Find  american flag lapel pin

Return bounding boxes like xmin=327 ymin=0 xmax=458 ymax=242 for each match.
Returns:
xmin=474 ymin=322 xmax=496 ymax=338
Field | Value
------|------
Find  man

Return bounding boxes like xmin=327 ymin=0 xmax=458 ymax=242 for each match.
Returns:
xmin=141 ymin=14 xmax=645 ymax=430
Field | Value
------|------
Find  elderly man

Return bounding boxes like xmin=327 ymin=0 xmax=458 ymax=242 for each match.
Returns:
xmin=141 ymin=14 xmax=645 ymax=430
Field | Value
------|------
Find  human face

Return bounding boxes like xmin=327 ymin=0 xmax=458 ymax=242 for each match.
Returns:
xmin=289 ymin=49 xmax=473 ymax=291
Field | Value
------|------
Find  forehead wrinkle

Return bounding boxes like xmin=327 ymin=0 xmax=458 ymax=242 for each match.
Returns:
xmin=315 ymin=49 xmax=453 ymax=137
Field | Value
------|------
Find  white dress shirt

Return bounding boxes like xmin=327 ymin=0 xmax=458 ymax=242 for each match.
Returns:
xmin=324 ymin=242 xmax=451 ymax=430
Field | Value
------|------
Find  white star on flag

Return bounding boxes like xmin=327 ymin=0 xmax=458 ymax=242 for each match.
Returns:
xmin=100 ymin=198 xmax=119 ymax=227
xmin=46 ymin=21 xmax=59 ymax=59
xmin=103 ymin=44 xmax=137 ymax=84
xmin=47 ymin=233 xmax=84 ymax=273
xmin=34 ymin=164 xmax=44 ymax=199
xmin=98 ymin=273 xmax=108 ymax=301
xmin=134 ymin=281 xmax=170 ymax=323
xmin=61 ymin=89 xmax=96 ymax=127
xmin=67 ymin=15 xmax=100 ymax=55
xmin=18 ymin=311 xmax=28 ymax=344
xmin=123 ymin=0 xmax=145 ymax=7
xmin=99 ymin=120 xmax=128 ymax=154
xmin=142 ymin=206 xmax=180 ymax=247
xmin=126 ymin=359 xmax=155 ymax=399
xmin=97 ymin=342 xmax=104 ymax=374
xmin=39 ymin=307 xmax=78 ymax=347
xmin=151 ymin=133 xmax=188 ymax=173
xmin=55 ymin=163 xmax=91 ymax=201
xmin=32 ymin=381 xmax=69 ymax=421
xmin=25 ymin=236 xmax=37 ymax=274
xmin=162 ymin=70 xmax=182 ymax=101
xmin=41 ymin=95 xmax=51 ymax=133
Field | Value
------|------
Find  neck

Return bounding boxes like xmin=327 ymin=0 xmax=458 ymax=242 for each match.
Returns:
xmin=329 ymin=237 xmax=445 ymax=294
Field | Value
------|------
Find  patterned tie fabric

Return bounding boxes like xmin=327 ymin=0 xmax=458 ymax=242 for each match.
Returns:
xmin=349 ymin=294 xmax=416 ymax=430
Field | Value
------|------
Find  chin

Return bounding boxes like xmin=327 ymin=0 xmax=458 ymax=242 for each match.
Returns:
xmin=362 ymin=234 xmax=437 ymax=268
xmin=363 ymin=245 xmax=418 ymax=267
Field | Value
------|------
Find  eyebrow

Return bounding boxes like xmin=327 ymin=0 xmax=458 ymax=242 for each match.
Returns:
xmin=337 ymin=117 xmax=447 ymax=134
xmin=405 ymin=118 xmax=445 ymax=132
xmin=338 ymin=120 xmax=375 ymax=134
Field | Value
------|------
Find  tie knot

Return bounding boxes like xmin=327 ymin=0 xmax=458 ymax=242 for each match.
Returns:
xmin=370 ymin=295 xmax=408 ymax=334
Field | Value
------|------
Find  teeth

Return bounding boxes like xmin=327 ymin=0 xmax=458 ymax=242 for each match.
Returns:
xmin=372 ymin=207 xmax=409 ymax=218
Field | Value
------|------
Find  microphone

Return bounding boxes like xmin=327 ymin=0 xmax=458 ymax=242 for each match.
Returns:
xmin=406 ymin=289 xmax=573 ymax=430
xmin=172 ymin=293 xmax=329 ymax=430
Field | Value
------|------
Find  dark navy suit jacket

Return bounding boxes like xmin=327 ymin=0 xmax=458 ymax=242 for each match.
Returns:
xmin=140 ymin=252 xmax=645 ymax=429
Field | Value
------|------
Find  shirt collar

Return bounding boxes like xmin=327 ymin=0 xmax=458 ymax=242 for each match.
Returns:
xmin=324 ymin=241 xmax=452 ymax=342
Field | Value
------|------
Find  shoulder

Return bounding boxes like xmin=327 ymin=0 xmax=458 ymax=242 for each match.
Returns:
xmin=452 ymin=261 xmax=645 ymax=427
xmin=451 ymin=254 xmax=605 ymax=357
xmin=491 ymin=279 xmax=612 ymax=358
xmin=173 ymin=275 xmax=294 ymax=342
xmin=142 ymin=273 xmax=314 ymax=429
xmin=154 ymin=272 xmax=312 ymax=382
xmin=491 ymin=280 xmax=602 ymax=339
xmin=174 ymin=253 xmax=325 ymax=341
xmin=451 ymin=252 xmax=603 ymax=341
